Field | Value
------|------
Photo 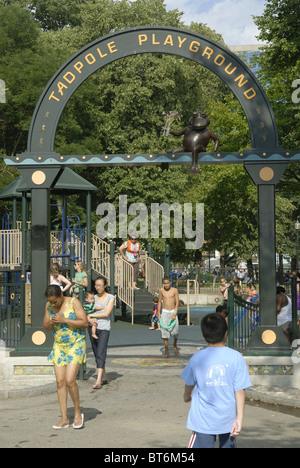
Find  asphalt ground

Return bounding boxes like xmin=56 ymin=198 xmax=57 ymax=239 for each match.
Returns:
xmin=0 ymin=323 xmax=300 ymax=449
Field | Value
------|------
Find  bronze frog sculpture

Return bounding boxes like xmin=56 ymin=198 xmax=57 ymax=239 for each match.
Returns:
xmin=169 ymin=111 xmax=219 ymax=174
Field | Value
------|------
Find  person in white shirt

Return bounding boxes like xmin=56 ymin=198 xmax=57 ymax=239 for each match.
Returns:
xmin=49 ymin=263 xmax=71 ymax=293
xmin=276 ymin=286 xmax=293 ymax=343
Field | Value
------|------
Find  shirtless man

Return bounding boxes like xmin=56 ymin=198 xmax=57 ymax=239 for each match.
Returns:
xmin=219 ymin=277 xmax=229 ymax=307
xmin=157 ymin=276 xmax=180 ymax=358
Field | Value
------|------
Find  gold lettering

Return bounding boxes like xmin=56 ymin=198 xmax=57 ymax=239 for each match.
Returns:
xmin=138 ymin=34 xmax=148 ymax=46
xmin=152 ymin=34 xmax=160 ymax=45
xmin=178 ymin=36 xmax=187 ymax=48
xmin=224 ymin=63 xmax=237 ymax=75
xmin=74 ymin=62 xmax=84 ymax=74
xmin=63 ymin=72 xmax=76 ymax=84
xmin=85 ymin=53 xmax=96 ymax=65
xmin=214 ymin=54 xmax=225 ymax=66
xmin=164 ymin=35 xmax=174 ymax=47
xmin=202 ymin=46 xmax=214 ymax=59
xmin=57 ymin=82 xmax=68 ymax=96
xmin=244 ymin=87 xmax=256 ymax=99
xmin=234 ymin=74 xmax=248 ymax=88
xmin=49 ymin=91 xmax=60 ymax=102
xmin=189 ymin=41 xmax=200 ymax=53
xmin=107 ymin=41 xmax=118 ymax=53
xmin=97 ymin=47 xmax=107 ymax=58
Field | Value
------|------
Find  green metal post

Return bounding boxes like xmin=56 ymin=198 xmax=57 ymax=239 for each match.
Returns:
xmin=77 ymin=284 xmax=87 ymax=380
xmin=70 ymin=244 xmax=75 ymax=283
xmin=227 ymin=285 xmax=234 ymax=349
xmin=30 ymin=188 xmax=50 ymax=328
xmin=291 ymin=275 xmax=299 ymax=341
xmin=12 ymin=197 xmax=17 ymax=229
xmin=165 ymin=243 xmax=170 ymax=277
xmin=86 ymin=191 xmax=92 ymax=290
xmin=11 ymin=187 xmax=53 ymax=355
xmin=19 ymin=193 xmax=27 ymax=340
xmin=11 ymin=166 xmax=62 ymax=355
xmin=244 ymin=163 xmax=291 ymax=355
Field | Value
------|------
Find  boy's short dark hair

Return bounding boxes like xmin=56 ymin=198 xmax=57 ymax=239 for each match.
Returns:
xmin=201 ymin=313 xmax=228 ymax=344
xmin=216 ymin=305 xmax=228 ymax=317
xmin=162 ymin=276 xmax=171 ymax=282
xmin=153 ymin=297 xmax=159 ymax=303
xmin=85 ymin=291 xmax=94 ymax=299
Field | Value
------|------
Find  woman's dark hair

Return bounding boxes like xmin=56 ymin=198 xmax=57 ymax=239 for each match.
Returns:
xmin=95 ymin=276 xmax=108 ymax=292
xmin=201 ymin=313 xmax=228 ymax=344
xmin=45 ymin=284 xmax=62 ymax=298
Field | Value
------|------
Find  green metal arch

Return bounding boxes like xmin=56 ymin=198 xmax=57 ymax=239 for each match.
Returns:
xmin=27 ymin=26 xmax=280 ymax=155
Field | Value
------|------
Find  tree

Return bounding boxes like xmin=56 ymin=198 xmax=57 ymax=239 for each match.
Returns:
xmin=254 ymin=1 xmax=300 ymax=170
xmin=0 ymin=3 xmax=63 ymax=156
xmin=1 ymin=0 xmax=296 ymax=266
xmin=254 ymin=0 xmax=300 ymax=263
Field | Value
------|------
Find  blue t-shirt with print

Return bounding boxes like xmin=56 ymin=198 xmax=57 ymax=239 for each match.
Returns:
xmin=180 ymin=346 xmax=252 ymax=435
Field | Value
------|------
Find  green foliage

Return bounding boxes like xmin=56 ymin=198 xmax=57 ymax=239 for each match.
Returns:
xmin=253 ymin=0 xmax=300 ymax=256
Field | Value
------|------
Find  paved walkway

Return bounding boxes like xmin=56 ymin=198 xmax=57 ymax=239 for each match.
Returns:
xmin=0 ymin=324 xmax=300 ymax=448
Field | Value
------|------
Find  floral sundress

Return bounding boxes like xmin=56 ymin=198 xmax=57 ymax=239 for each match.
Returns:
xmin=47 ymin=298 xmax=86 ymax=367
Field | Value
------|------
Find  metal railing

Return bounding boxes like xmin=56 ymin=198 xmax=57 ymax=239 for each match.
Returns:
xmin=187 ymin=279 xmax=200 ymax=326
xmin=114 ymin=254 xmax=135 ymax=324
xmin=228 ymin=278 xmax=299 ymax=351
xmin=0 ymin=230 xmax=22 ymax=268
xmin=0 ymin=281 xmax=22 ymax=347
xmin=91 ymin=233 xmax=110 ymax=280
xmin=145 ymin=254 xmax=164 ymax=297
xmin=50 ymin=229 xmax=87 ymax=265
xmin=227 ymin=287 xmax=260 ymax=350
xmin=0 ymin=228 xmax=166 ymax=328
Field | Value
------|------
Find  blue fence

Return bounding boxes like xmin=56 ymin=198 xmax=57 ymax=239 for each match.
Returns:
xmin=229 ymin=292 xmax=259 ymax=350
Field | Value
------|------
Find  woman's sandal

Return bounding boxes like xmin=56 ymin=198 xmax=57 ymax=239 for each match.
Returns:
xmin=93 ymin=384 xmax=102 ymax=389
xmin=73 ymin=414 xmax=84 ymax=429
xmin=53 ymin=421 xmax=70 ymax=430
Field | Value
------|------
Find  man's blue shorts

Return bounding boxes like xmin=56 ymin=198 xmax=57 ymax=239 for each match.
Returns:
xmin=188 ymin=431 xmax=237 ymax=448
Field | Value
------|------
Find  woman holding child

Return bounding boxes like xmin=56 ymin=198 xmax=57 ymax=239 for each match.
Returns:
xmin=87 ymin=277 xmax=115 ymax=389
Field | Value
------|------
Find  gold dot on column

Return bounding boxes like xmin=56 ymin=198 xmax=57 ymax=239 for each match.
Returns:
xmin=32 ymin=331 xmax=46 ymax=346
xmin=259 ymin=167 xmax=274 ymax=182
xmin=31 ymin=170 xmax=46 ymax=185
xmin=261 ymin=330 xmax=276 ymax=345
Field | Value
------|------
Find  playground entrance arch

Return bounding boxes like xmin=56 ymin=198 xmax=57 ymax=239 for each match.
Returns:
xmin=8 ymin=25 xmax=291 ymax=164
xmin=5 ymin=26 xmax=297 ymax=356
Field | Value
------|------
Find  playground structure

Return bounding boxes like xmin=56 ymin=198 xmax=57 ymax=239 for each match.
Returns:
xmin=2 ymin=25 xmax=300 ymax=356
xmin=0 ymin=169 xmax=165 ymax=349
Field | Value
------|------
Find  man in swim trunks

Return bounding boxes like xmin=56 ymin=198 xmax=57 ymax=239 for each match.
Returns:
xmin=157 ymin=276 xmax=179 ymax=358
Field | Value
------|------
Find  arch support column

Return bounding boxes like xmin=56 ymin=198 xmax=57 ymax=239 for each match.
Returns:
xmin=11 ymin=167 xmax=62 ymax=355
xmin=244 ymin=162 xmax=291 ymax=355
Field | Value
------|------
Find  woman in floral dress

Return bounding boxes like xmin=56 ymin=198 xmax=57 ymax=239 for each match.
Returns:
xmin=43 ymin=285 xmax=88 ymax=429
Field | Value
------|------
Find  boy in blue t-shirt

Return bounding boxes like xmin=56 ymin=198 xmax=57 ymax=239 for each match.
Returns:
xmin=181 ymin=313 xmax=252 ymax=448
